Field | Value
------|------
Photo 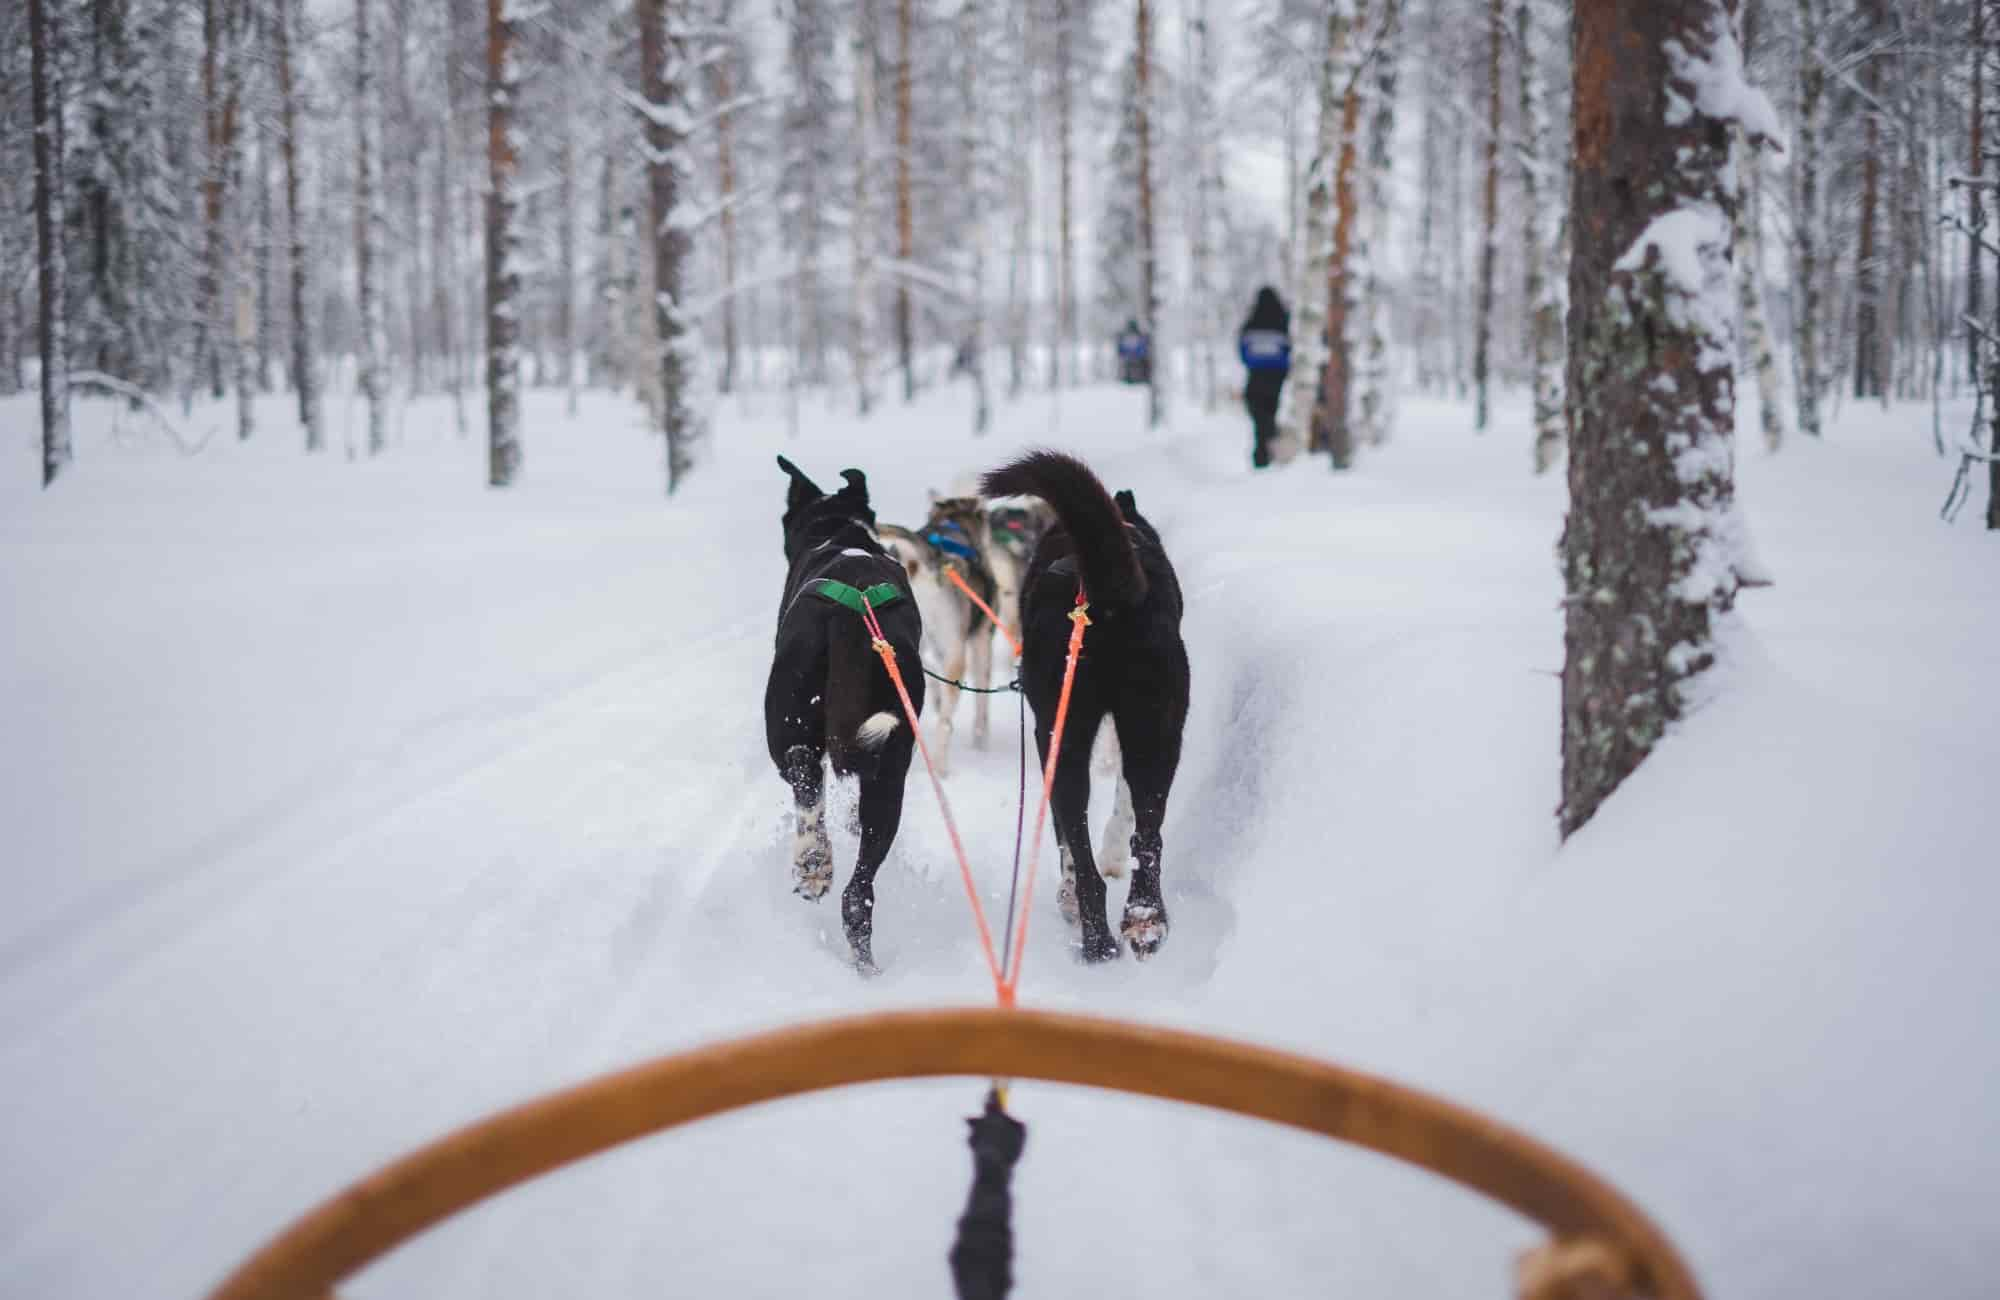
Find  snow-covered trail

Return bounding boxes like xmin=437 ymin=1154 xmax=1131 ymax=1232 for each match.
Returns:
xmin=2 ymin=383 xmax=1995 ymax=1299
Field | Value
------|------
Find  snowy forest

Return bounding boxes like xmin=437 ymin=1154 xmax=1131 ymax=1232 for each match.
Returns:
xmin=4 ymin=2 xmax=2000 ymax=1299
xmin=7 ymin=0 xmax=1997 ymax=508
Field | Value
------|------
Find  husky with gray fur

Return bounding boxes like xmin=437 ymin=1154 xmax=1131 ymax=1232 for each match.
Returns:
xmin=876 ymin=494 xmax=1004 ymax=775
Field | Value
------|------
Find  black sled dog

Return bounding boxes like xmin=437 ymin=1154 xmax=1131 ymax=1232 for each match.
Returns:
xmin=766 ymin=455 xmax=925 ymax=972
xmin=980 ymin=451 xmax=1189 ymax=963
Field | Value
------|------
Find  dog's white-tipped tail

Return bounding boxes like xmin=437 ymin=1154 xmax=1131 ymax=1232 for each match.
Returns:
xmin=855 ymin=712 xmax=901 ymax=750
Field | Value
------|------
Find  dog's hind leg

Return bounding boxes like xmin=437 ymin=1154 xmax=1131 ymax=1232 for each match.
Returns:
xmin=843 ymin=745 xmax=911 ymax=975
xmin=1111 ymin=706 xmax=1183 ymax=960
xmin=1044 ymin=707 xmax=1118 ymax=962
xmin=780 ymin=744 xmax=834 ymax=901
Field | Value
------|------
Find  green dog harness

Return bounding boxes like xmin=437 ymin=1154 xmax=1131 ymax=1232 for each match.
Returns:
xmin=811 ymin=578 xmax=904 ymax=615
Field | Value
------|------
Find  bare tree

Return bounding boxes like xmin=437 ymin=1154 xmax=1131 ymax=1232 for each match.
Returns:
xmin=1053 ymin=0 xmax=1080 ymax=387
xmin=894 ymin=0 xmax=916 ymax=400
xmin=356 ymin=0 xmax=387 ymax=455
xmin=1136 ymin=0 xmax=1162 ymax=427
xmin=706 ymin=0 xmax=742 ymax=396
xmin=1355 ymin=0 xmax=1403 ymax=449
xmin=1792 ymin=0 xmax=1825 ymax=435
xmin=274 ymin=0 xmax=320 ymax=450
xmin=1733 ymin=0 xmax=1784 ymax=451
xmin=1519 ymin=0 xmax=1565 ymax=472
xmin=486 ymin=0 xmax=522 ymax=486
xmin=1852 ymin=0 xmax=1884 ymax=401
xmin=30 ymin=0 xmax=70 ymax=486
xmin=638 ymin=0 xmax=697 ymax=491
xmin=1472 ymin=0 xmax=1502 ymax=432
xmin=851 ymin=0 xmax=881 ymax=415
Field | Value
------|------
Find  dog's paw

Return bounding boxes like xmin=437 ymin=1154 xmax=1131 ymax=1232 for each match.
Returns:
xmin=1098 ymin=839 xmax=1131 ymax=880
xmin=1076 ymin=929 xmax=1122 ymax=964
xmin=792 ymin=839 xmax=833 ymax=901
xmin=1121 ymin=903 xmax=1169 ymax=960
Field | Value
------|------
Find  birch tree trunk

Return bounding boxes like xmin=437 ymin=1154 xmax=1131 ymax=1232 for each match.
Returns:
xmin=485 ymin=0 xmax=522 ymax=486
xmin=1472 ymin=0 xmax=1502 ymax=431
xmin=1735 ymin=130 xmax=1784 ymax=451
xmin=1519 ymin=0 xmax=1565 ymax=471
xmin=30 ymin=0 xmax=70 ymax=487
xmin=1136 ymin=0 xmax=1162 ymax=428
xmin=851 ymin=0 xmax=880 ymax=416
xmin=1561 ymin=0 xmax=1760 ymax=835
xmin=639 ymin=0 xmax=696 ymax=492
xmin=355 ymin=0 xmax=386 ymax=456
xmin=1356 ymin=0 xmax=1402 ymax=449
xmin=275 ymin=0 xmax=319 ymax=450
xmin=1274 ymin=2 xmax=1350 ymax=462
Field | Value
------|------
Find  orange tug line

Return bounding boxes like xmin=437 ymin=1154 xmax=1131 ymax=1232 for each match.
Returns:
xmin=859 ymin=587 xmax=1089 ymax=1010
xmin=945 ymin=566 xmax=1024 ymax=659
xmin=859 ymin=593 xmax=1008 ymax=1004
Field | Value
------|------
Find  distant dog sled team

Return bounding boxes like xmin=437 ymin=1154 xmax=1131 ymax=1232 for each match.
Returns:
xmin=763 ymin=287 xmax=1288 ymax=973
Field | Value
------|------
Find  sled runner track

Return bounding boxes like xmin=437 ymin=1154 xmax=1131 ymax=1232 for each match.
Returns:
xmin=208 ymin=1008 xmax=1702 ymax=1300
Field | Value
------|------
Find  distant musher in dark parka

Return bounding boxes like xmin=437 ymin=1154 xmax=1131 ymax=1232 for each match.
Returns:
xmin=1238 ymin=286 xmax=1291 ymax=469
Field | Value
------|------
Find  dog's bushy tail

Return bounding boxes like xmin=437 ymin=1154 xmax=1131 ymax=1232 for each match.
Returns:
xmin=981 ymin=451 xmax=1146 ymax=606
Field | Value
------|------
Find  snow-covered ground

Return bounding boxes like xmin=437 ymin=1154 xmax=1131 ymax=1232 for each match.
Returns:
xmin=2 ymin=381 xmax=1995 ymax=1299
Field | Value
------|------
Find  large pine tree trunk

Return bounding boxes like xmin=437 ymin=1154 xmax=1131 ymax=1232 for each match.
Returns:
xmin=1472 ymin=0 xmax=1502 ymax=432
xmin=1519 ymin=0 xmax=1565 ymax=472
xmin=1136 ymin=0 xmax=1162 ymax=428
xmin=1275 ymin=2 xmax=1350 ymax=461
xmin=894 ymin=0 xmax=915 ymax=401
xmin=1319 ymin=0 xmax=1369 ymax=465
xmin=275 ymin=0 xmax=319 ymax=450
xmin=1561 ymin=0 xmax=1755 ymax=836
xmin=851 ymin=0 xmax=880 ymax=415
xmin=485 ymin=0 xmax=522 ymax=486
xmin=355 ymin=0 xmax=386 ymax=455
xmin=30 ymin=0 xmax=70 ymax=486
xmin=640 ymin=0 xmax=696 ymax=492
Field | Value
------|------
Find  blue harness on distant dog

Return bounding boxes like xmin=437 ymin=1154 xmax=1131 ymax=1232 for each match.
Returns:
xmin=925 ymin=520 xmax=982 ymax=564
